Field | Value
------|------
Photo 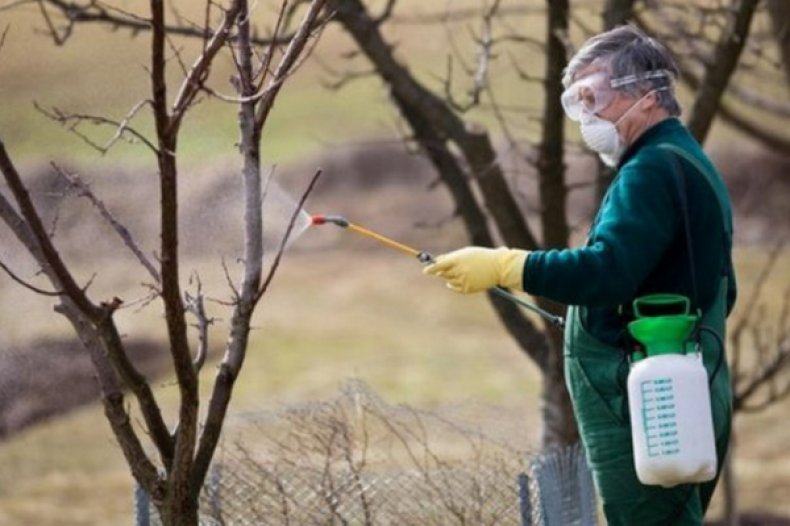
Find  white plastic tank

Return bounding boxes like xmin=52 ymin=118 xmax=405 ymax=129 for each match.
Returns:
xmin=628 ymin=352 xmax=717 ymax=487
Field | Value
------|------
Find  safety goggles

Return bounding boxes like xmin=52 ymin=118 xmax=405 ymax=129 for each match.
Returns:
xmin=561 ymin=69 xmax=672 ymax=121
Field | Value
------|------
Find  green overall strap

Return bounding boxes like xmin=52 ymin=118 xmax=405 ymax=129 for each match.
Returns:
xmin=656 ymin=143 xmax=733 ymax=239
xmin=658 ymin=143 xmax=732 ymax=378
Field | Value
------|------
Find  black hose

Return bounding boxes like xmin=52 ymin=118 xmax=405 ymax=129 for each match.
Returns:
xmin=695 ymin=325 xmax=725 ymax=387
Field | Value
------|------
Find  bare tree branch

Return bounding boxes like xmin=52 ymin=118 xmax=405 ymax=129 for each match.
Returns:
xmin=52 ymin=163 xmax=161 ymax=283
xmin=388 ymin=5 xmax=543 ymax=26
xmin=0 ymin=140 xmax=100 ymax=317
xmin=258 ymin=168 xmax=322 ymax=301
xmin=0 ymin=257 xmax=62 ymax=295
xmin=0 ymin=146 xmax=171 ymax=494
xmin=170 ymin=2 xmax=241 ymax=129
xmin=0 ymin=24 xmax=9 ymax=52
xmin=34 ymin=100 xmax=158 ymax=155
xmin=730 ymin=240 xmax=790 ymax=413
xmin=185 ymin=274 xmax=212 ymax=372
xmin=678 ymin=0 xmax=760 ymax=143
xmin=12 ymin=0 xmax=297 ymax=45
xmin=254 ymin=0 xmax=329 ymax=130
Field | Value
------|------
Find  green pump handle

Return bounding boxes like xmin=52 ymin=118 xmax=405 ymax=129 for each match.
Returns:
xmin=628 ymin=294 xmax=700 ymax=361
xmin=632 ymin=294 xmax=691 ymax=318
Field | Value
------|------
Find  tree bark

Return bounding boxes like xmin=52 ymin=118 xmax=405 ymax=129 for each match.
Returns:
xmin=535 ymin=0 xmax=577 ymax=446
xmin=149 ymin=1 xmax=200 ymax=517
xmin=603 ymin=0 xmax=636 ymax=30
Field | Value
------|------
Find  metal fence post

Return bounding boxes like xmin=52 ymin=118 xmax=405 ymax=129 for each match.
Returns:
xmin=518 ymin=472 xmax=532 ymax=526
xmin=134 ymin=483 xmax=150 ymax=526
xmin=530 ymin=443 xmax=597 ymax=526
xmin=207 ymin=463 xmax=223 ymax=521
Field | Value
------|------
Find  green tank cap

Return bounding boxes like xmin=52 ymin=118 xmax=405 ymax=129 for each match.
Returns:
xmin=627 ymin=294 xmax=698 ymax=357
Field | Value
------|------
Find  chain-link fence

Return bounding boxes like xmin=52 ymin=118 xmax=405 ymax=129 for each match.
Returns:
xmin=135 ymin=381 xmax=596 ymax=525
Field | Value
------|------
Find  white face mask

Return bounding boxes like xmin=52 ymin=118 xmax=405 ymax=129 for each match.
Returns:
xmin=579 ymin=90 xmax=657 ymax=167
xmin=579 ymin=113 xmax=623 ymax=164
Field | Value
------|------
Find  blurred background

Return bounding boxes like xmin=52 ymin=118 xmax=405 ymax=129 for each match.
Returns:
xmin=0 ymin=0 xmax=788 ymax=524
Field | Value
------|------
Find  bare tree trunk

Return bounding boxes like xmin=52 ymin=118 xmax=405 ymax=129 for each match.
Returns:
xmin=686 ymin=0 xmax=760 ymax=144
xmin=331 ymin=0 xmax=578 ymax=448
xmin=538 ymin=0 xmax=569 ymax=252
xmin=536 ymin=0 xmax=577 ymax=447
xmin=604 ymin=0 xmax=636 ymax=29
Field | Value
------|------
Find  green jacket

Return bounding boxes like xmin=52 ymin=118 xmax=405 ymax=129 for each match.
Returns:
xmin=523 ymin=118 xmax=737 ymax=345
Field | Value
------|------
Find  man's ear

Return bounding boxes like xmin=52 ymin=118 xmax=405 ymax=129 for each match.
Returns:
xmin=641 ymin=90 xmax=659 ymax=110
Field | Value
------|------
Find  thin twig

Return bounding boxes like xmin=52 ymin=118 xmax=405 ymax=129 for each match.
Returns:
xmin=254 ymin=0 xmax=330 ymax=130
xmin=51 ymin=163 xmax=161 ymax=283
xmin=256 ymin=168 xmax=322 ymax=301
xmin=34 ymin=101 xmax=158 ymax=155
xmin=0 ymin=24 xmax=10 ymax=52
xmin=254 ymin=0 xmax=288 ymax=92
xmin=36 ymin=0 xmax=70 ymax=45
xmin=17 ymin=0 xmax=297 ymax=45
xmin=0 ymin=258 xmax=63 ymax=296
xmin=220 ymin=256 xmax=241 ymax=304
xmin=185 ymin=273 xmax=212 ymax=372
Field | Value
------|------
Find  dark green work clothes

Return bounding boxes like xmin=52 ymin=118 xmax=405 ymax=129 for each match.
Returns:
xmin=564 ymin=279 xmax=731 ymax=525
xmin=523 ymin=118 xmax=736 ymax=525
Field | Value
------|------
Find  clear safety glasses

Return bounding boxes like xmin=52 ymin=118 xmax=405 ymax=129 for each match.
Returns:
xmin=561 ymin=69 xmax=672 ymax=122
xmin=561 ymin=72 xmax=615 ymax=122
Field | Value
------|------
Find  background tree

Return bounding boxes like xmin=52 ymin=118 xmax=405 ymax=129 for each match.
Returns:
xmin=325 ymin=0 xmax=789 ymax=450
xmin=0 ymin=1 xmax=327 ymax=524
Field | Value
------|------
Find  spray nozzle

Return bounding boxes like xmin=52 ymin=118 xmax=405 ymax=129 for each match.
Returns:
xmin=311 ymin=214 xmax=350 ymax=228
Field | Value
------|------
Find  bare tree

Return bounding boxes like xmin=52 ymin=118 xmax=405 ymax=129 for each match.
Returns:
xmin=0 ymin=1 xmax=327 ymax=524
xmin=324 ymin=0 xmax=790 ymax=452
xmin=638 ymin=0 xmax=790 ymax=151
xmin=321 ymin=0 xmax=578 ymax=449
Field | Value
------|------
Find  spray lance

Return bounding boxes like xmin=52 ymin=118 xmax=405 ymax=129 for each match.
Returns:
xmin=311 ymin=214 xmax=564 ymax=328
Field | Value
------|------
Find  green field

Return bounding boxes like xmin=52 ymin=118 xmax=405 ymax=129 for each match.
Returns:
xmin=1 ymin=1 xmax=789 ymax=524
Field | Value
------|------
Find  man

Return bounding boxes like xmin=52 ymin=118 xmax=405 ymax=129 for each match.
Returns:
xmin=424 ymin=25 xmax=736 ymax=525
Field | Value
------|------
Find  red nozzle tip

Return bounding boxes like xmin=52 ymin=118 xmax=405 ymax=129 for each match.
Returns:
xmin=311 ymin=214 xmax=326 ymax=225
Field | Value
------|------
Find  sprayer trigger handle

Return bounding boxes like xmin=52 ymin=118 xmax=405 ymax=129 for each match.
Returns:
xmin=418 ymin=252 xmax=434 ymax=264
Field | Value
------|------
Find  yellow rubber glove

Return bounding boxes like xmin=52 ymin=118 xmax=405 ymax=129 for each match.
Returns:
xmin=423 ymin=247 xmax=529 ymax=294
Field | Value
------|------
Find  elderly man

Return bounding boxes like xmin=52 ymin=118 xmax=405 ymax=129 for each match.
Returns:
xmin=424 ymin=25 xmax=736 ymax=525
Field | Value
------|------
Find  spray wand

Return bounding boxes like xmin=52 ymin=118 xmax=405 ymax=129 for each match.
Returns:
xmin=311 ymin=214 xmax=564 ymax=328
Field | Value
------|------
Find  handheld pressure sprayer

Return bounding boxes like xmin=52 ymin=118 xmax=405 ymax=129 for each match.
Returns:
xmin=311 ymin=214 xmax=564 ymax=328
xmin=625 ymin=294 xmax=720 ymax=487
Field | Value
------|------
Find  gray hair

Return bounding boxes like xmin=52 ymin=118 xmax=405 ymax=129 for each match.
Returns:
xmin=563 ymin=25 xmax=682 ymax=116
